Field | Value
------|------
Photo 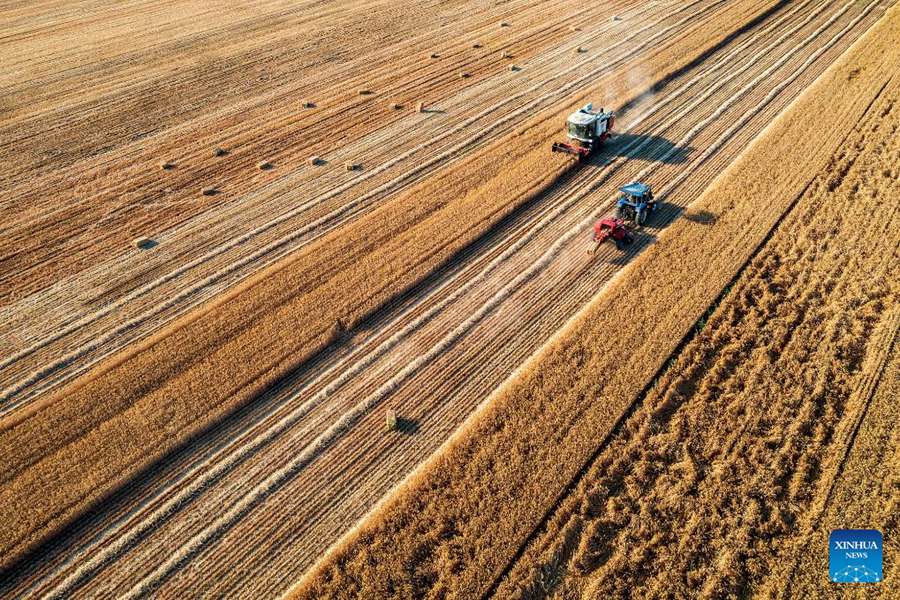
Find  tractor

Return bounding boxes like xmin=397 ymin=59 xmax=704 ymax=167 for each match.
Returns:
xmin=615 ymin=181 xmax=656 ymax=225
xmin=591 ymin=217 xmax=634 ymax=253
xmin=551 ymin=103 xmax=614 ymax=161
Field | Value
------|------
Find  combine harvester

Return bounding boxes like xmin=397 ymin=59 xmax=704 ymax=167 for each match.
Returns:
xmin=551 ymin=103 xmax=614 ymax=161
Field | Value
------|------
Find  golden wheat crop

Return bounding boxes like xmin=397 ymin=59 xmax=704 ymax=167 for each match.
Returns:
xmin=291 ymin=7 xmax=900 ymax=596
xmin=0 ymin=1 xmax=763 ymax=570
xmin=499 ymin=73 xmax=900 ymax=599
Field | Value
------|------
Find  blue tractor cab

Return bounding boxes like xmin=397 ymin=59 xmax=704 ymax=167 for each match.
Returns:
xmin=616 ymin=181 xmax=656 ymax=225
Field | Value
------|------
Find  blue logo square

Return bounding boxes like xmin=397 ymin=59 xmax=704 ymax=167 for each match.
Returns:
xmin=829 ymin=529 xmax=883 ymax=583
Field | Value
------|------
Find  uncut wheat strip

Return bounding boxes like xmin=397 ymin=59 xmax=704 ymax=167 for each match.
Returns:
xmin=0 ymin=0 xmax=722 ymax=407
xmin=28 ymin=9 xmax=808 ymax=588
xmin=778 ymin=314 xmax=900 ymax=596
xmin=7 ymin=3 xmax=784 ymax=592
xmin=288 ymin=3 xmax=884 ymax=584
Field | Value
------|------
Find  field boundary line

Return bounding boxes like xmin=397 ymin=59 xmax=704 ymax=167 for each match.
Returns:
xmin=287 ymin=3 xmax=900 ymax=593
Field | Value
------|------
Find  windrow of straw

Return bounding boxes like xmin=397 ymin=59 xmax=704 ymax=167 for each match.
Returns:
xmin=290 ymin=7 xmax=900 ymax=597
xmin=499 ymin=71 xmax=900 ymax=599
xmin=0 ymin=2 xmax=765 ymax=570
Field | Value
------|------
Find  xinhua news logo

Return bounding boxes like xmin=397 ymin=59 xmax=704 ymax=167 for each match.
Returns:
xmin=829 ymin=529 xmax=883 ymax=583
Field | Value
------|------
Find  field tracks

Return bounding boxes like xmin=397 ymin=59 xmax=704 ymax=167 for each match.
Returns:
xmin=15 ymin=5 xmax=767 ymax=593
xmin=0 ymin=0 xmax=720 ymax=412
xmin=5 ymin=0 xmax=760 ymax=584
xmin=291 ymin=3 xmax=900 ymax=594
xmin=3 ymin=1 xmax=897 ymax=597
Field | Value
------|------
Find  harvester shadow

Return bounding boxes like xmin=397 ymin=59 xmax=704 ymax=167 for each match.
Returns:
xmin=607 ymin=133 xmax=692 ymax=164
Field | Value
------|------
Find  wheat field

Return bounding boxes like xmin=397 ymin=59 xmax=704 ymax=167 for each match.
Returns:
xmin=2 ymin=0 xmax=897 ymax=597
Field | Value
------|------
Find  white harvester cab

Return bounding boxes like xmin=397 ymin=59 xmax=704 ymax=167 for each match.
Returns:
xmin=566 ymin=103 xmax=614 ymax=143
xmin=552 ymin=103 xmax=615 ymax=159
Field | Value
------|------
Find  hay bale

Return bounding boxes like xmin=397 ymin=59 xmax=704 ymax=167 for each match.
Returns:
xmin=388 ymin=101 xmax=402 ymax=110
xmin=472 ymin=42 xmax=482 ymax=48
xmin=308 ymin=156 xmax=323 ymax=166
xmin=416 ymin=101 xmax=426 ymax=113
xmin=133 ymin=237 xmax=155 ymax=250
xmin=510 ymin=64 xmax=520 ymax=72
xmin=201 ymin=186 xmax=218 ymax=196
xmin=385 ymin=409 xmax=398 ymax=431
xmin=358 ymin=89 xmax=373 ymax=96
xmin=160 ymin=161 xmax=175 ymax=170
xmin=569 ymin=25 xmax=581 ymax=32
xmin=575 ymin=46 xmax=587 ymax=54
xmin=501 ymin=50 xmax=511 ymax=59
xmin=302 ymin=100 xmax=315 ymax=108
xmin=429 ymin=53 xmax=440 ymax=59
xmin=258 ymin=160 xmax=273 ymax=170
xmin=345 ymin=162 xmax=361 ymax=171
xmin=499 ymin=21 xmax=510 ymax=27
xmin=459 ymin=72 xmax=471 ymax=79
xmin=214 ymin=147 xmax=227 ymax=157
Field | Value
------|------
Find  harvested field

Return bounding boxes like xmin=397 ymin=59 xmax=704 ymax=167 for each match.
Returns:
xmin=2 ymin=0 xmax=898 ymax=598
xmin=495 ymin=73 xmax=900 ymax=599
xmin=293 ymin=5 xmax=900 ymax=597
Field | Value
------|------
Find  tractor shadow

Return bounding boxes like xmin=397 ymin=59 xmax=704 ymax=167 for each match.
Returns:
xmin=606 ymin=132 xmax=693 ymax=164
xmin=607 ymin=228 xmax=659 ymax=266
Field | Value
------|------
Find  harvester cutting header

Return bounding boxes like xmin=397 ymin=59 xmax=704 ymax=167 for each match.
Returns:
xmin=551 ymin=103 xmax=614 ymax=160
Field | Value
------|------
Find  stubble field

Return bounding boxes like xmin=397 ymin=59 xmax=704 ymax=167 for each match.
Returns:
xmin=1 ymin=0 xmax=897 ymax=598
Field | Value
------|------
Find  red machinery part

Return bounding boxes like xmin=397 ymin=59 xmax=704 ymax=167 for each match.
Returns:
xmin=551 ymin=141 xmax=590 ymax=158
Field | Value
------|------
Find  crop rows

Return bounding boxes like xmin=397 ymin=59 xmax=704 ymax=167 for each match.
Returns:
xmin=5 ymin=0 xmax=768 ymax=580
xmin=1 ymin=0 xmax=650 ymax=409
xmin=3 ymin=0 xmax=894 ymax=597
xmin=292 ymin=5 xmax=900 ymax=596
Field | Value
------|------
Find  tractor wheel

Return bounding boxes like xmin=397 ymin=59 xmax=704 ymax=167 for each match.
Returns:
xmin=636 ymin=209 xmax=646 ymax=226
